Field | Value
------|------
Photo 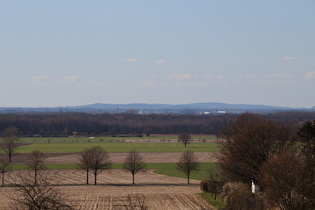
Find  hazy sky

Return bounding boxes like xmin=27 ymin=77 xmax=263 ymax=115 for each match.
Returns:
xmin=1 ymin=1 xmax=314 ymax=108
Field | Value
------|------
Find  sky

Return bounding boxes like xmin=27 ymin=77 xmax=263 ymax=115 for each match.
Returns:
xmin=1 ymin=1 xmax=314 ymax=108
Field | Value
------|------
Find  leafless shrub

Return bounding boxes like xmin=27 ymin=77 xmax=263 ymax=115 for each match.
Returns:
xmin=9 ymin=174 xmax=75 ymax=210
xmin=222 ymin=182 xmax=267 ymax=210
xmin=260 ymin=150 xmax=315 ymax=210
xmin=207 ymin=168 xmax=224 ymax=200
xmin=200 ymin=180 xmax=210 ymax=193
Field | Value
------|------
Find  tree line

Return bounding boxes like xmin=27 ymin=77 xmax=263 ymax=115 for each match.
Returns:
xmin=0 ymin=111 xmax=314 ymax=137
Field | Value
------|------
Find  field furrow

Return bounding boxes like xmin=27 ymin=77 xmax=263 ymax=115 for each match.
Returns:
xmin=0 ymin=169 xmax=215 ymax=210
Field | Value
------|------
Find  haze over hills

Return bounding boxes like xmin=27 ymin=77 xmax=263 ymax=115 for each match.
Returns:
xmin=0 ymin=103 xmax=312 ymax=114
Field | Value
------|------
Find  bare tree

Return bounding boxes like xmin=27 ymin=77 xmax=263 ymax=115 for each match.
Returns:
xmin=123 ymin=149 xmax=146 ymax=184
xmin=176 ymin=150 xmax=200 ymax=184
xmin=0 ymin=127 xmax=20 ymax=162
xmin=78 ymin=148 xmax=92 ymax=185
xmin=220 ymin=113 xmax=261 ymax=141
xmin=219 ymin=115 xmax=295 ymax=184
xmin=10 ymin=174 xmax=74 ymax=210
xmin=89 ymin=146 xmax=112 ymax=185
xmin=260 ymin=150 xmax=315 ymax=210
xmin=26 ymin=150 xmax=46 ymax=185
xmin=178 ymin=133 xmax=191 ymax=147
xmin=0 ymin=156 xmax=11 ymax=187
xmin=206 ymin=167 xmax=224 ymax=200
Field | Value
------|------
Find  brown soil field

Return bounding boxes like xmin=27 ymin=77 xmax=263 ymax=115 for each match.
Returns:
xmin=4 ymin=141 xmax=219 ymax=209
xmin=0 ymin=169 xmax=215 ymax=210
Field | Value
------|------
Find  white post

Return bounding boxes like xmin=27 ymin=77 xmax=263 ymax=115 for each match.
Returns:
xmin=251 ymin=180 xmax=255 ymax=193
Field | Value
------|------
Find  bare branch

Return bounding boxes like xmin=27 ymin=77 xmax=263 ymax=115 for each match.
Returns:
xmin=123 ymin=149 xmax=146 ymax=184
xmin=0 ymin=127 xmax=20 ymax=162
xmin=176 ymin=150 xmax=200 ymax=184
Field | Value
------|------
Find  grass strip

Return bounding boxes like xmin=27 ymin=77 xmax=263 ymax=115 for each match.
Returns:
xmin=149 ymin=162 xmax=217 ymax=181
xmin=199 ymin=192 xmax=224 ymax=210
xmin=20 ymin=136 xmax=217 ymax=144
xmin=13 ymin=142 xmax=220 ymax=153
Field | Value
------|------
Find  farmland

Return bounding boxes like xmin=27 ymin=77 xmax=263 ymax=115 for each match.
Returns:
xmin=0 ymin=169 xmax=215 ymax=209
xmin=7 ymin=136 xmax=221 ymax=154
xmin=0 ymin=136 xmax=219 ymax=209
xmin=0 ymin=184 xmax=215 ymax=210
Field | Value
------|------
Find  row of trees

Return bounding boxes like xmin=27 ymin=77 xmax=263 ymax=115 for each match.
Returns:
xmin=77 ymin=146 xmax=200 ymax=185
xmin=1 ymin=146 xmax=200 ymax=187
xmin=205 ymin=113 xmax=315 ymax=209
xmin=1 ymin=111 xmax=314 ymax=137
xmin=0 ymin=150 xmax=46 ymax=187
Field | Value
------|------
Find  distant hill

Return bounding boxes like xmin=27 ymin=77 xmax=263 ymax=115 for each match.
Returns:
xmin=0 ymin=102 xmax=310 ymax=114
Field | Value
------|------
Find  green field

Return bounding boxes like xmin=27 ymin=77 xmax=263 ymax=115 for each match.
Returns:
xmin=20 ymin=136 xmax=217 ymax=144
xmin=149 ymin=162 xmax=217 ymax=181
xmin=14 ymin=142 xmax=220 ymax=153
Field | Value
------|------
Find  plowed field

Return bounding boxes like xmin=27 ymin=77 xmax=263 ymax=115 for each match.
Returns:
xmin=0 ymin=169 xmax=215 ymax=210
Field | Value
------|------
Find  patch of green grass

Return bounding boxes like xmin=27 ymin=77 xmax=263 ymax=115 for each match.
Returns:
xmin=13 ymin=142 xmax=220 ymax=153
xmin=20 ymin=136 xmax=217 ymax=144
xmin=199 ymin=192 xmax=224 ymax=210
xmin=148 ymin=162 xmax=216 ymax=181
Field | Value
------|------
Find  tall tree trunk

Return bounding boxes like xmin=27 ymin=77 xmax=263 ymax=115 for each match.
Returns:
xmin=187 ymin=174 xmax=190 ymax=184
xmin=86 ymin=170 xmax=89 ymax=185
xmin=132 ymin=173 xmax=135 ymax=184
xmin=1 ymin=173 xmax=4 ymax=187
xmin=34 ymin=169 xmax=37 ymax=185
xmin=94 ymin=174 xmax=97 ymax=185
xmin=8 ymin=152 xmax=12 ymax=163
